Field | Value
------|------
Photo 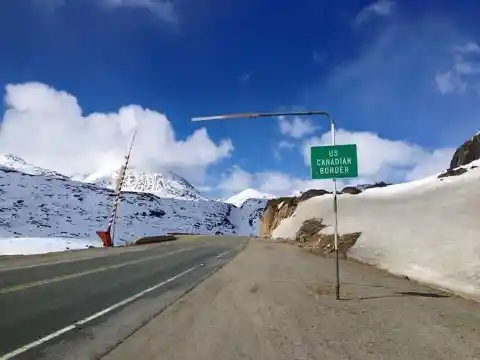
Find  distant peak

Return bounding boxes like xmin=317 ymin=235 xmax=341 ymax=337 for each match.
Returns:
xmin=81 ymin=167 xmax=206 ymax=201
xmin=2 ymin=154 xmax=28 ymax=165
xmin=225 ymin=188 xmax=275 ymax=207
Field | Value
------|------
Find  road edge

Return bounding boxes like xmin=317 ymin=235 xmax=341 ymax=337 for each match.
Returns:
xmin=97 ymin=237 xmax=250 ymax=359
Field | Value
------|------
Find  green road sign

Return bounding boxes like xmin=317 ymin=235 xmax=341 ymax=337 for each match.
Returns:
xmin=310 ymin=144 xmax=358 ymax=179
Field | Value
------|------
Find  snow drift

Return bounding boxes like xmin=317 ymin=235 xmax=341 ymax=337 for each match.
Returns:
xmin=273 ymin=161 xmax=480 ymax=301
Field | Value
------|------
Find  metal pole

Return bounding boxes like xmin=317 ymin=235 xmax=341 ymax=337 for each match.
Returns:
xmin=191 ymin=110 xmax=342 ymax=300
xmin=111 ymin=214 xmax=117 ymax=246
xmin=330 ymin=116 xmax=340 ymax=300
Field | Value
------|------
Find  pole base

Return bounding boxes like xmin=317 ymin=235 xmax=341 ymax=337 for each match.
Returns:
xmin=96 ymin=230 xmax=113 ymax=247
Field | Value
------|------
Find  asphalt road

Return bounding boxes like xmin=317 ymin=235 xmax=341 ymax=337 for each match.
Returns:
xmin=104 ymin=239 xmax=480 ymax=360
xmin=0 ymin=235 xmax=248 ymax=360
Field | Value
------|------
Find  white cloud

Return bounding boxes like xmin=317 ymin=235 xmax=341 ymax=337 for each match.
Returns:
xmin=405 ymin=148 xmax=454 ymax=181
xmin=278 ymin=116 xmax=317 ymax=139
xmin=302 ymin=129 xmax=454 ymax=183
xmin=355 ymin=0 xmax=395 ymax=25
xmin=217 ymin=166 xmax=253 ymax=193
xmin=217 ymin=166 xmax=335 ymax=198
xmin=0 ymin=82 xmax=232 ymax=183
xmin=278 ymin=140 xmax=295 ymax=149
xmin=102 ymin=0 xmax=178 ymax=23
xmin=435 ymin=71 xmax=467 ymax=94
xmin=436 ymin=41 xmax=480 ymax=95
xmin=220 ymin=128 xmax=454 ymax=199
xmin=454 ymin=60 xmax=480 ymax=75
xmin=453 ymin=42 xmax=480 ymax=54
xmin=273 ymin=140 xmax=295 ymax=160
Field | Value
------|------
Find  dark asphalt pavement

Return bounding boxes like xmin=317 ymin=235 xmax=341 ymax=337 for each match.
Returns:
xmin=0 ymin=235 xmax=248 ymax=359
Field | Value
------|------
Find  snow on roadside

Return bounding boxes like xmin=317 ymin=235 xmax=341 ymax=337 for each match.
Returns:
xmin=273 ymin=162 xmax=480 ymax=301
xmin=0 ymin=237 xmax=102 ymax=256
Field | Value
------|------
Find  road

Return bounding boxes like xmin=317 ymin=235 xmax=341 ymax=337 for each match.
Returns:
xmin=106 ymin=239 xmax=480 ymax=360
xmin=0 ymin=235 xmax=248 ymax=360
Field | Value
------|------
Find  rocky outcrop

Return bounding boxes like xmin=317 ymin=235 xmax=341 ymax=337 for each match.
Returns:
xmin=358 ymin=181 xmax=391 ymax=190
xmin=341 ymin=186 xmax=362 ymax=195
xmin=298 ymin=189 xmax=331 ymax=202
xmin=259 ymin=197 xmax=298 ymax=237
xmin=259 ymin=181 xmax=391 ymax=237
xmin=260 ymin=189 xmax=336 ymax=237
xmin=449 ymin=132 xmax=480 ymax=169
xmin=438 ymin=167 xmax=468 ymax=179
xmin=294 ymin=218 xmax=361 ymax=259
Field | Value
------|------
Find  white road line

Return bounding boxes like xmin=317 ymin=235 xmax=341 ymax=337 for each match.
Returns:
xmin=0 ymin=245 xmax=209 ymax=294
xmin=216 ymin=242 xmax=245 ymax=259
xmin=0 ymin=263 xmax=204 ymax=360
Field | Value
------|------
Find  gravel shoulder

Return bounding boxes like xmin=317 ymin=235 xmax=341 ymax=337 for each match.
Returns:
xmin=104 ymin=239 xmax=480 ymax=360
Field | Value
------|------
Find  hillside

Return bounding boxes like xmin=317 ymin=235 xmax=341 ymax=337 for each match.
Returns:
xmin=0 ymin=163 xmax=257 ymax=255
xmin=267 ymin=160 xmax=480 ymax=301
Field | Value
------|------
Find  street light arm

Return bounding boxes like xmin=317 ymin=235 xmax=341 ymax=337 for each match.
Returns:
xmin=192 ymin=110 xmax=334 ymax=125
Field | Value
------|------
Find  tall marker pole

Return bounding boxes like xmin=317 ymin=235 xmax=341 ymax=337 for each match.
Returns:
xmin=96 ymin=129 xmax=137 ymax=247
xmin=330 ymin=116 xmax=340 ymax=300
xmin=191 ymin=110 xmax=342 ymax=300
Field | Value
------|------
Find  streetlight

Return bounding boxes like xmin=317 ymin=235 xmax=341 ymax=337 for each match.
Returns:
xmin=192 ymin=110 xmax=341 ymax=300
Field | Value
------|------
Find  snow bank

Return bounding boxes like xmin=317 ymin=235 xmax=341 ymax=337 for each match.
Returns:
xmin=0 ymin=237 xmax=102 ymax=255
xmin=273 ymin=162 xmax=480 ymax=301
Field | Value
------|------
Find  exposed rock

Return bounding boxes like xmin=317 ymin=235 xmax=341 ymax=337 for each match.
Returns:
xmin=259 ymin=197 xmax=298 ymax=237
xmin=298 ymin=189 xmax=330 ymax=202
xmin=449 ymin=132 xmax=480 ymax=169
xmin=295 ymin=218 xmax=326 ymax=243
xmin=341 ymin=186 xmax=362 ymax=195
xmin=293 ymin=218 xmax=361 ymax=259
xmin=358 ymin=181 xmax=391 ymax=190
xmin=339 ymin=182 xmax=391 ymax=195
xmin=260 ymin=189 xmax=331 ymax=237
xmin=317 ymin=232 xmax=362 ymax=258
xmin=438 ymin=167 xmax=468 ymax=179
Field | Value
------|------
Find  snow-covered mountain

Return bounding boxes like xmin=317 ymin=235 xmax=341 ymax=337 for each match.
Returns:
xmin=0 ymin=157 xmax=258 ymax=255
xmin=0 ymin=154 xmax=206 ymax=201
xmin=80 ymin=168 xmax=206 ymax=201
xmin=225 ymin=188 xmax=275 ymax=207
xmin=0 ymin=154 xmax=70 ymax=180
xmin=239 ymin=198 xmax=270 ymax=233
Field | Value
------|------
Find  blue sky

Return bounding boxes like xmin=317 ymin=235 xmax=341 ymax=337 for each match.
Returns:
xmin=0 ymin=0 xmax=479 ymax=198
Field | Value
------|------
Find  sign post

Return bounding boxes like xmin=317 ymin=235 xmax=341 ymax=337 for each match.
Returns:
xmin=190 ymin=110 xmax=354 ymax=300
xmin=310 ymin=143 xmax=358 ymax=300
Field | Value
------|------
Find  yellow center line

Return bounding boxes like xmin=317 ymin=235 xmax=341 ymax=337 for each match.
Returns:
xmin=0 ymin=243 xmax=213 ymax=295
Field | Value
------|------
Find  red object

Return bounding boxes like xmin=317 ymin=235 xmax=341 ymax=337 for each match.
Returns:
xmin=96 ymin=229 xmax=113 ymax=247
